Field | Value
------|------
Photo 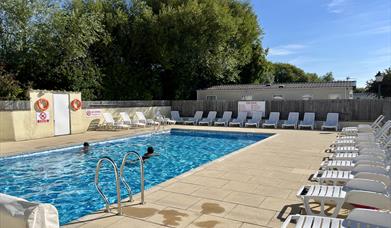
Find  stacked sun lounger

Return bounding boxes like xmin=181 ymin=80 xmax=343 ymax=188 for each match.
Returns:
xmin=284 ymin=115 xmax=391 ymax=227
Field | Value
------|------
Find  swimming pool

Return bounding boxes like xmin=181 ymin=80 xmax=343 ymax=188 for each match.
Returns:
xmin=0 ymin=129 xmax=269 ymax=225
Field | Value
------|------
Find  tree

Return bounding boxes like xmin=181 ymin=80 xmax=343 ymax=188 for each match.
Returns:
xmin=0 ymin=66 xmax=24 ymax=99
xmin=239 ymin=43 xmax=271 ymax=84
xmin=0 ymin=0 xmax=107 ymax=100
xmin=366 ymin=67 xmax=391 ymax=97
xmin=321 ymin=72 xmax=334 ymax=82
xmin=272 ymin=63 xmax=307 ymax=83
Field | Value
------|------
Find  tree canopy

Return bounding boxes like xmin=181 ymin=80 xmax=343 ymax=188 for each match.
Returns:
xmin=0 ymin=0 xmax=335 ymax=100
xmin=366 ymin=67 xmax=391 ymax=97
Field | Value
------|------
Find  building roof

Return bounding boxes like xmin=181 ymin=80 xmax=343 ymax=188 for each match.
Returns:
xmin=202 ymin=81 xmax=356 ymax=90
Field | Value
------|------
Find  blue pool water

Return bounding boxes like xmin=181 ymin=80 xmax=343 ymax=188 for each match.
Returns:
xmin=0 ymin=129 xmax=269 ymax=225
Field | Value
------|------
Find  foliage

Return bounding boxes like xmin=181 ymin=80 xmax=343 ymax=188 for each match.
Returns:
xmin=366 ymin=67 xmax=391 ymax=97
xmin=270 ymin=63 xmax=335 ymax=83
xmin=0 ymin=66 xmax=24 ymax=99
xmin=0 ymin=0 xmax=335 ymax=100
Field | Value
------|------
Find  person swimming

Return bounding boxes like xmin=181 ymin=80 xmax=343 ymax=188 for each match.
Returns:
xmin=142 ymin=146 xmax=159 ymax=161
xmin=81 ymin=142 xmax=89 ymax=152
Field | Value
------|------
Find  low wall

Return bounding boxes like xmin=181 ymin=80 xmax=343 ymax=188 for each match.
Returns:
xmin=0 ymin=95 xmax=171 ymax=142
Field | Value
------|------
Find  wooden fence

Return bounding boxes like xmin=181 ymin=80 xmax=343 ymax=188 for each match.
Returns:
xmin=0 ymin=101 xmax=30 ymax=111
xmin=171 ymin=100 xmax=391 ymax=121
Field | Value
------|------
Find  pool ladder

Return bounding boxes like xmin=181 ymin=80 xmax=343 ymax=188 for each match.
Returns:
xmin=94 ymin=151 xmax=145 ymax=215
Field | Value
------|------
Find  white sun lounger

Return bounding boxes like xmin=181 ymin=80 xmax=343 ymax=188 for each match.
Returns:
xmin=135 ymin=112 xmax=159 ymax=126
xmin=297 ymin=179 xmax=391 ymax=217
xmin=119 ymin=112 xmax=133 ymax=126
xmin=320 ymin=157 xmax=387 ymax=171
xmin=244 ymin=111 xmax=263 ymax=128
xmin=341 ymin=115 xmax=384 ymax=135
xmin=184 ymin=111 xmax=203 ymax=125
xmin=262 ymin=112 xmax=280 ymax=128
xmin=282 ymin=208 xmax=391 ymax=228
xmin=313 ymin=168 xmax=391 ymax=186
xmin=334 ymin=121 xmax=391 ymax=147
xmin=214 ymin=111 xmax=232 ymax=126
xmin=156 ymin=111 xmax=176 ymax=125
xmin=198 ymin=111 xmax=217 ymax=126
xmin=321 ymin=113 xmax=339 ymax=131
xmin=102 ymin=113 xmax=130 ymax=129
xmin=229 ymin=112 xmax=248 ymax=127
xmin=282 ymin=112 xmax=299 ymax=129
xmin=171 ymin=111 xmax=184 ymax=124
xmin=298 ymin=112 xmax=315 ymax=130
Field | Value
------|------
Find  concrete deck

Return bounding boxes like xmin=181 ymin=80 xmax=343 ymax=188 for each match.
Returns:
xmin=1 ymin=126 xmax=341 ymax=227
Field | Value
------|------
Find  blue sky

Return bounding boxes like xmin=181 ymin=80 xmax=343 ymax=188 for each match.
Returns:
xmin=250 ymin=0 xmax=391 ymax=87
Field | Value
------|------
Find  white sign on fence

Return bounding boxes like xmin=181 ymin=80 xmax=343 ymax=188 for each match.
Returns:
xmin=86 ymin=109 xmax=102 ymax=118
xmin=36 ymin=111 xmax=50 ymax=123
xmin=238 ymin=101 xmax=266 ymax=117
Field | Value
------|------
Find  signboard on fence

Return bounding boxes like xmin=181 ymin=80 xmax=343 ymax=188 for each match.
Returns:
xmin=36 ymin=111 xmax=50 ymax=123
xmin=238 ymin=101 xmax=266 ymax=117
xmin=86 ymin=109 xmax=102 ymax=118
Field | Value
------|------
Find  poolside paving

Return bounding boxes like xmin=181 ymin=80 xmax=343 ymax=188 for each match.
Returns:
xmin=1 ymin=125 xmax=341 ymax=227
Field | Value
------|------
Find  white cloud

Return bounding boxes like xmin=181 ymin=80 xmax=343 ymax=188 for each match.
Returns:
xmin=268 ymin=44 xmax=307 ymax=56
xmin=327 ymin=0 xmax=348 ymax=13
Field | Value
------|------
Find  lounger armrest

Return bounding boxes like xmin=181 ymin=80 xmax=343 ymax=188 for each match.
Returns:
xmin=281 ymin=215 xmax=299 ymax=228
xmin=296 ymin=185 xmax=306 ymax=198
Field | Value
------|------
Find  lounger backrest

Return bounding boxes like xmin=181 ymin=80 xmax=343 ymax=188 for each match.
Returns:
xmin=374 ymin=120 xmax=391 ymax=138
xmin=206 ymin=111 xmax=217 ymax=121
xmin=268 ymin=112 xmax=280 ymax=123
xmin=103 ymin=113 xmax=115 ymax=124
xmin=221 ymin=111 xmax=232 ymax=121
xmin=171 ymin=111 xmax=181 ymax=120
xmin=325 ymin=113 xmax=338 ymax=126
xmin=286 ymin=112 xmax=299 ymax=124
xmin=135 ymin=112 xmax=147 ymax=121
xmin=302 ymin=112 xmax=315 ymax=125
xmin=371 ymin=115 xmax=384 ymax=128
xmin=120 ymin=112 xmax=131 ymax=122
xmin=236 ymin=111 xmax=247 ymax=121
xmin=194 ymin=111 xmax=203 ymax=120
xmin=343 ymin=208 xmax=391 ymax=228
xmin=251 ymin=111 xmax=262 ymax=122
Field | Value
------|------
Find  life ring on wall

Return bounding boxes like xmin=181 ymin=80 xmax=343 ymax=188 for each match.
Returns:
xmin=35 ymin=98 xmax=49 ymax=111
xmin=70 ymin=99 xmax=82 ymax=111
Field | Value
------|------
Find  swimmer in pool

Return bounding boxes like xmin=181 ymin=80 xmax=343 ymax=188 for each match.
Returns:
xmin=142 ymin=146 xmax=159 ymax=161
xmin=81 ymin=142 xmax=89 ymax=152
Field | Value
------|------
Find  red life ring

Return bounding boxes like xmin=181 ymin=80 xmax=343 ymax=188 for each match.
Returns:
xmin=70 ymin=99 xmax=82 ymax=111
xmin=35 ymin=98 xmax=49 ymax=111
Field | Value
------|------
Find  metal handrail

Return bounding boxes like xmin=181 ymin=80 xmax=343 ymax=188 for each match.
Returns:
xmin=120 ymin=151 xmax=145 ymax=204
xmin=94 ymin=157 xmax=122 ymax=215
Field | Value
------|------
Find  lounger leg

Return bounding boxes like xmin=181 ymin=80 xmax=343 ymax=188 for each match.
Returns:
xmin=303 ymin=197 xmax=314 ymax=215
xmin=331 ymin=200 xmax=344 ymax=218
xmin=320 ymin=200 xmax=326 ymax=217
